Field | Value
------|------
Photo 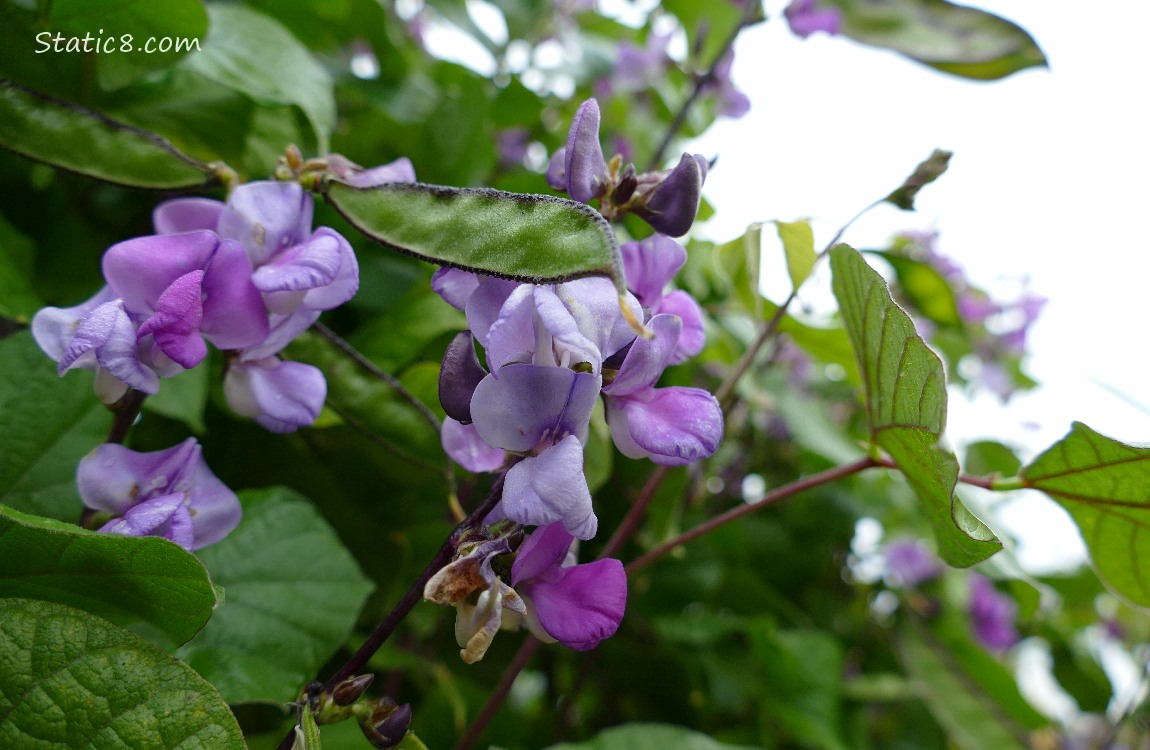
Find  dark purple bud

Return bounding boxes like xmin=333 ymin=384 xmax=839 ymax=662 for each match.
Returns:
xmin=634 ymin=153 xmax=706 ymax=237
xmin=611 ymin=163 xmax=638 ymax=205
xmin=564 ymin=99 xmax=609 ymax=203
xmin=438 ymin=331 xmax=487 ymax=424
xmin=357 ymin=699 xmax=412 ymax=750
xmin=332 ymin=674 xmax=375 ymax=707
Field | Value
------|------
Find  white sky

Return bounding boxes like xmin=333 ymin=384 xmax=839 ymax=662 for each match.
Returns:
xmin=689 ymin=1 xmax=1150 ymax=572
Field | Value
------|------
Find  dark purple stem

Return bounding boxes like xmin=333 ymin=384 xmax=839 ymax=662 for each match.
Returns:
xmin=452 ymin=636 xmax=541 ymax=750
xmin=106 ymin=388 xmax=147 ymax=444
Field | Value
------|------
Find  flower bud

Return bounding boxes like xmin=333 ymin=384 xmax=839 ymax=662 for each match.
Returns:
xmin=356 ymin=699 xmax=412 ymax=750
xmin=438 ymin=331 xmax=488 ymax=424
xmin=332 ymin=673 xmax=375 ymax=707
xmin=634 ymin=153 xmax=706 ymax=237
xmin=564 ymin=99 xmax=609 ymax=203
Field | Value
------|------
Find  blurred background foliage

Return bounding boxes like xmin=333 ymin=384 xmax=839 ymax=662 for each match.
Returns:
xmin=1 ymin=1 xmax=1146 ymax=749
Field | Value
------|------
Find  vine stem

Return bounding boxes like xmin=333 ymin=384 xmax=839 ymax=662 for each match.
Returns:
xmin=452 ymin=636 xmax=541 ymax=750
xmin=274 ymin=473 xmax=507 ymax=750
xmin=106 ymin=388 xmax=146 ymax=444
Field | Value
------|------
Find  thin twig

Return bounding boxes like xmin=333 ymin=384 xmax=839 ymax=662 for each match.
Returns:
xmin=597 ymin=465 xmax=671 ymax=560
xmin=106 ymin=388 xmax=147 ymax=444
xmin=627 ymin=456 xmax=878 ymax=572
xmin=452 ymin=636 xmax=541 ymax=750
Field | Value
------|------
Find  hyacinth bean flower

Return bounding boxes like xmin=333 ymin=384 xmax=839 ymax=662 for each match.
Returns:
xmin=784 ymin=0 xmax=843 ymax=38
xmin=223 ymin=356 xmax=327 ymax=434
xmin=547 ymin=98 xmax=708 ymax=237
xmin=620 ymin=234 xmax=705 ymax=363
xmin=968 ymin=574 xmax=1020 ymax=651
xmin=608 ymin=31 xmax=671 ymax=94
xmin=883 ymin=539 xmax=943 ymax=588
xmin=510 ymin=522 xmax=626 ymax=650
xmin=707 ymin=51 xmax=751 ymax=119
xmin=77 ymin=438 xmax=241 ymax=551
xmin=603 ymin=314 xmax=722 ymax=466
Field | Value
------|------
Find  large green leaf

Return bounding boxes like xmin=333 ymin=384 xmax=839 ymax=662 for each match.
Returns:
xmin=0 ymin=77 xmax=218 ymax=189
xmin=0 ymin=212 xmax=41 ymax=320
xmin=0 ymin=598 xmax=244 ymax=749
xmin=776 ymin=220 xmax=817 ymax=291
xmin=833 ymin=0 xmax=1047 ymax=81
xmin=830 ymin=245 xmax=999 ymax=566
xmin=186 ymin=4 xmax=336 ymax=154
xmin=0 ymin=506 xmax=216 ymax=648
xmin=0 ymin=332 xmax=111 ymax=522
xmin=174 ymin=487 xmax=374 ymax=704
xmin=1023 ymin=422 xmax=1150 ymax=609
xmin=325 ymin=182 xmax=626 ymax=292
xmin=545 ymin=723 xmax=759 ymax=750
xmin=869 ymin=251 xmax=962 ymax=328
xmin=49 ymin=0 xmax=208 ymax=91
xmin=896 ymin=622 xmax=1030 ymax=750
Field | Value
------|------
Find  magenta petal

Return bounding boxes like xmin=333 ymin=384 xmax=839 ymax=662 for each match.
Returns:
xmin=620 ymin=235 xmax=687 ymax=307
xmin=619 ymin=386 xmax=723 ymax=466
xmin=654 ymin=290 xmax=705 ymax=363
xmin=102 ymin=231 xmax=219 ymax=316
xmin=605 ymin=314 xmax=680 ymax=396
xmin=511 ymin=522 xmax=574 ymax=586
xmin=441 ymin=418 xmax=505 ymax=473
xmin=431 ymin=267 xmax=480 ymax=310
xmin=137 ymin=271 xmax=207 ymax=369
xmin=502 ymin=436 xmax=597 ymax=539
xmin=224 ymin=357 xmax=326 ymax=433
xmin=153 ymin=198 xmax=225 ymax=235
xmin=200 ymin=239 xmax=269 ymax=350
xmin=471 ymin=365 xmax=599 ymax=453
xmin=525 ymin=558 xmax=626 ymax=649
xmin=218 ymin=181 xmax=314 ymax=266
xmin=565 ymin=99 xmax=608 ymax=203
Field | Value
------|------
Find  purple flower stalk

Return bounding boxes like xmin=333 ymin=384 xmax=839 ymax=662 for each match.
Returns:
xmin=77 ymin=438 xmax=241 ymax=550
xmin=968 ymin=574 xmax=1020 ymax=651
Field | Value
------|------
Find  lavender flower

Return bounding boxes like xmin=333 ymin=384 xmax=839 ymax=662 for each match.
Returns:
xmin=968 ymin=574 xmax=1020 ymax=651
xmin=77 ymin=438 xmax=241 ymax=550
xmin=510 ymin=522 xmax=626 ymax=650
xmin=608 ymin=32 xmax=671 ymax=94
xmin=883 ymin=539 xmax=943 ymax=588
xmin=784 ymin=0 xmax=843 ymax=38
xmin=620 ymin=234 xmax=705 ymax=363
xmin=706 ymin=51 xmax=751 ymax=119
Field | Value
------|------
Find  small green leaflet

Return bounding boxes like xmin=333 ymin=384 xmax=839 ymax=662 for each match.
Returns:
xmin=1023 ymin=422 xmax=1150 ymax=609
xmin=885 ymin=149 xmax=952 ymax=211
xmin=776 ymin=220 xmax=817 ymax=291
xmin=830 ymin=245 xmax=999 ymax=566
xmin=0 ymin=77 xmax=218 ymax=189
xmin=325 ymin=181 xmax=627 ymax=293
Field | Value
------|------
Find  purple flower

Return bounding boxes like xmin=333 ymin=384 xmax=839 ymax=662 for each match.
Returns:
xmin=223 ymin=357 xmax=327 ymax=433
xmin=968 ymin=574 xmax=1020 ymax=651
xmin=707 ymin=51 xmax=751 ymax=119
xmin=620 ymin=234 xmax=705 ymax=363
xmin=608 ymin=32 xmax=671 ymax=94
xmin=325 ymin=155 xmax=416 ymax=188
xmin=77 ymin=438 xmax=241 ymax=550
xmin=495 ymin=128 xmax=531 ymax=169
xmin=510 ymin=522 xmax=626 ymax=650
xmin=603 ymin=314 xmax=723 ymax=466
xmin=784 ymin=0 xmax=843 ymax=38
xmin=883 ymin=539 xmax=943 ymax=588
xmin=547 ymin=99 xmax=708 ymax=237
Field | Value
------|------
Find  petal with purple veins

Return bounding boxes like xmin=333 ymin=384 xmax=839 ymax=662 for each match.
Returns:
xmin=613 ymin=386 xmax=723 ymax=466
xmin=511 ymin=522 xmax=574 ymax=586
xmin=471 ymin=365 xmax=599 ymax=452
xmin=521 ymin=558 xmax=626 ymax=650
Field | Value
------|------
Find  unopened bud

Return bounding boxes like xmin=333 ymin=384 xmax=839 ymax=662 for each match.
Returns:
xmin=438 ymin=331 xmax=487 ymax=424
xmin=285 ymin=144 xmax=304 ymax=170
xmin=356 ymin=699 xmax=413 ymax=750
xmin=611 ymin=163 xmax=638 ymax=205
xmin=332 ymin=673 xmax=375 ymax=707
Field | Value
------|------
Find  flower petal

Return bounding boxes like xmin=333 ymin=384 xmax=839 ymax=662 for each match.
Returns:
xmin=99 ymin=491 xmax=195 ymax=550
xmin=511 ymin=522 xmax=574 ymax=586
xmin=59 ymin=299 xmax=160 ymax=394
xmin=152 ymin=197 xmax=225 ymax=235
xmin=200 ymin=239 xmax=270 ymax=350
xmin=217 ymin=181 xmax=314 ymax=266
xmin=564 ymin=99 xmax=608 ymax=203
xmin=604 ymin=313 xmax=680 ymax=397
xmin=523 ymin=558 xmax=626 ymax=650
xmin=438 ymin=332 xmax=488 ymax=424
xmin=554 ymin=278 xmax=641 ymax=367
xmin=615 ymin=386 xmax=723 ymax=466
xmin=441 ymin=418 xmax=506 ymax=473
xmin=620 ymin=235 xmax=687 ymax=307
xmin=654 ymin=290 xmax=706 ymax=364
xmin=32 ymin=286 xmax=118 ymax=362
xmin=471 ymin=365 xmax=599 ymax=453
xmin=431 ymin=267 xmax=480 ymax=311
xmin=136 ymin=270 xmax=207 ymax=369
xmin=239 ymin=308 xmax=322 ymax=361
xmin=502 ymin=436 xmax=597 ymax=540
xmin=634 ymin=153 xmax=705 ymax=237
xmin=224 ymin=357 xmax=327 ymax=433
xmin=102 ymin=231 xmax=218 ymax=316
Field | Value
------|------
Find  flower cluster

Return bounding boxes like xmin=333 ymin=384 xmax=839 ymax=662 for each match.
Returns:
xmin=30 ymin=166 xmax=407 ymax=431
xmin=546 ymin=98 xmax=708 ymax=237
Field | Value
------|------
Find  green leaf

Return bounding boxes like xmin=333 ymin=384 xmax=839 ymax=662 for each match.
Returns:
xmin=186 ymin=4 xmax=336 ymax=154
xmin=0 ymin=77 xmax=218 ymax=189
xmin=896 ymin=622 xmax=1030 ymax=750
xmin=295 ymin=701 xmax=323 ymax=750
xmin=963 ymin=440 xmax=1022 ymax=478
xmin=545 ymin=723 xmax=759 ymax=750
xmin=0 ymin=332 xmax=111 ymax=522
xmin=1022 ymin=422 xmax=1150 ymax=608
xmin=830 ymin=245 xmax=999 ymax=566
xmin=0 ymin=211 xmax=41 ymax=320
xmin=49 ymin=0 xmax=208 ymax=91
xmin=0 ymin=506 xmax=216 ymax=648
xmin=0 ymin=598 xmax=244 ymax=749
xmin=834 ymin=0 xmax=1046 ymax=81
xmin=776 ymin=220 xmax=817 ymax=291
xmin=174 ymin=487 xmax=373 ymax=704
xmin=884 ymin=149 xmax=952 ymax=211
xmin=869 ymin=250 xmax=961 ymax=327
xmin=325 ymin=182 xmax=626 ymax=293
